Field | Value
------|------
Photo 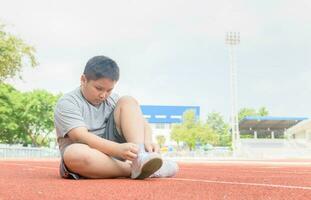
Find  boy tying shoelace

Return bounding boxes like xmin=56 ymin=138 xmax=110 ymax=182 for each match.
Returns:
xmin=54 ymin=55 xmax=178 ymax=180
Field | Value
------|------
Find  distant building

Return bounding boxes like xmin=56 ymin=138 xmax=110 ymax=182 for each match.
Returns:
xmin=286 ymin=119 xmax=311 ymax=142
xmin=238 ymin=116 xmax=311 ymax=159
xmin=239 ymin=116 xmax=307 ymax=139
xmin=141 ymin=105 xmax=200 ymax=145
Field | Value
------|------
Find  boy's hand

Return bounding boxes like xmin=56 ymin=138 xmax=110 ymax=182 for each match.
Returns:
xmin=144 ymin=142 xmax=160 ymax=153
xmin=117 ymin=143 xmax=139 ymax=161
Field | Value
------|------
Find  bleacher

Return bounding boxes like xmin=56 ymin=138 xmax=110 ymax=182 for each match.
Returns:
xmin=238 ymin=139 xmax=311 ymax=159
xmin=238 ymin=116 xmax=311 ymax=159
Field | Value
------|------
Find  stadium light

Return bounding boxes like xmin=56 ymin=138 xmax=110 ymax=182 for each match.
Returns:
xmin=225 ymin=32 xmax=240 ymax=154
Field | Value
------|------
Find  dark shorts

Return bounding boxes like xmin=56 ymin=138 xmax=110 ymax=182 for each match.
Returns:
xmin=59 ymin=111 xmax=126 ymax=180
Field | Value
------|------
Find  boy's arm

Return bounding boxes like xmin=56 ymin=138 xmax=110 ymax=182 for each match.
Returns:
xmin=67 ymin=127 xmax=138 ymax=161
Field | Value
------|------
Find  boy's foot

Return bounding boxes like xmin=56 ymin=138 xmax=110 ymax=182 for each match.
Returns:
xmin=150 ymin=160 xmax=179 ymax=178
xmin=131 ymin=152 xmax=163 ymax=179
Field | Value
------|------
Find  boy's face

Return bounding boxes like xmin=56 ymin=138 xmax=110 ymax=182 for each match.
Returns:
xmin=80 ymin=75 xmax=116 ymax=106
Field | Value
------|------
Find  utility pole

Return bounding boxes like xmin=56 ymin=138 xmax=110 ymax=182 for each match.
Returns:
xmin=225 ymin=32 xmax=240 ymax=154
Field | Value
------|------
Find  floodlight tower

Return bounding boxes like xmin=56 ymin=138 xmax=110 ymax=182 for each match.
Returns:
xmin=225 ymin=32 xmax=240 ymax=154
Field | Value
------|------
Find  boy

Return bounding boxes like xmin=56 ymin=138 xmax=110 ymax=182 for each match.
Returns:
xmin=54 ymin=55 xmax=178 ymax=179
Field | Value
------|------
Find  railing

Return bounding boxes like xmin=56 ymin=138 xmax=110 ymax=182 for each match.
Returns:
xmin=163 ymin=147 xmax=233 ymax=159
xmin=0 ymin=144 xmax=60 ymax=159
xmin=1 ymin=140 xmax=310 ymax=160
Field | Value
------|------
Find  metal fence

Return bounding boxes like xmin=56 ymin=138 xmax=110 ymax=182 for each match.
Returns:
xmin=0 ymin=144 xmax=60 ymax=159
xmin=163 ymin=147 xmax=233 ymax=159
xmin=2 ymin=140 xmax=310 ymax=160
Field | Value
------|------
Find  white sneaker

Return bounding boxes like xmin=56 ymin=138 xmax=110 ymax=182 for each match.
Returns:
xmin=131 ymin=152 xmax=163 ymax=179
xmin=150 ymin=160 xmax=179 ymax=178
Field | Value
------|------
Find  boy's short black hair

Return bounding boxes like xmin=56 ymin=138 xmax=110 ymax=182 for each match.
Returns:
xmin=83 ymin=56 xmax=120 ymax=81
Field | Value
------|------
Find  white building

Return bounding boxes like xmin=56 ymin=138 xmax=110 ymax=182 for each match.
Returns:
xmin=286 ymin=119 xmax=311 ymax=142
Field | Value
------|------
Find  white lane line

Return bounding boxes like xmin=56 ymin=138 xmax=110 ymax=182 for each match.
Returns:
xmin=167 ymin=178 xmax=311 ymax=190
xmin=177 ymin=160 xmax=311 ymax=166
xmin=181 ymin=167 xmax=311 ymax=175
xmin=183 ymin=163 xmax=311 ymax=167
xmin=27 ymin=166 xmax=57 ymax=170
xmin=242 ymin=170 xmax=311 ymax=175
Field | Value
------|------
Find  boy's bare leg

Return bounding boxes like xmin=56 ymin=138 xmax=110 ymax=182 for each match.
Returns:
xmin=63 ymin=96 xmax=160 ymax=179
xmin=113 ymin=96 xmax=145 ymax=143
xmin=114 ymin=96 xmax=162 ymax=179
xmin=63 ymin=143 xmax=131 ymax=179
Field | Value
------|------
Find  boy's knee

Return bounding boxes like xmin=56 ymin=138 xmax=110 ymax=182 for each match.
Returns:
xmin=63 ymin=144 xmax=93 ymax=168
xmin=117 ymin=96 xmax=139 ymax=107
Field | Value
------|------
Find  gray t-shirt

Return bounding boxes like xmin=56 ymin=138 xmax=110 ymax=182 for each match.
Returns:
xmin=54 ymin=87 xmax=119 ymax=151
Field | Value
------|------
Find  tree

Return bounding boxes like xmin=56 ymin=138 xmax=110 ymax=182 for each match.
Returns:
xmin=156 ymin=135 xmax=166 ymax=148
xmin=258 ymin=107 xmax=269 ymax=116
xmin=238 ymin=107 xmax=269 ymax=121
xmin=179 ymin=110 xmax=197 ymax=150
xmin=0 ymin=83 xmax=60 ymax=146
xmin=170 ymin=124 xmax=185 ymax=147
xmin=206 ymin=112 xmax=230 ymax=146
xmin=0 ymin=24 xmax=37 ymax=81
xmin=197 ymin=122 xmax=219 ymax=146
xmin=238 ymin=108 xmax=257 ymax=121
xmin=17 ymin=90 xmax=60 ymax=146
xmin=0 ymin=83 xmax=21 ymax=143
xmin=170 ymin=110 xmax=220 ymax=150
xmin=206 ymin=112 xmax=229 ymax=135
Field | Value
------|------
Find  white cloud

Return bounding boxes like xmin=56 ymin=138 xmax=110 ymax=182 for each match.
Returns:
xmin=6 ymin=61 xmax=82 ymax=94
xmin=1 ymin=0 xmax=310 ymax=119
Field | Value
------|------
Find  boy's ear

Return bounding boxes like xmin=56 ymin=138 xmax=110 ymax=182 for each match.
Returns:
xmin=80 ymin=75 xmax=87 ymax=85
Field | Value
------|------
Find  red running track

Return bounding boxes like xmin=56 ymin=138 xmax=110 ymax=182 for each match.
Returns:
xmin=0 ymin=159 xmax=311 ymax=200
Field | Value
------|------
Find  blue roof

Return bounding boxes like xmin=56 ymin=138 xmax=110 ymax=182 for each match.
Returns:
xmin=243 ymin=116 xmax=308 ymax=121
xmin=239 ymin=116 xmax=308 ymax=133
xmin=140 ymin=105 xmax=200 ymax=123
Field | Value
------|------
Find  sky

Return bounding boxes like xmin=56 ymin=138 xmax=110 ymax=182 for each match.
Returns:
xmin=0 ymin=0 xmax=310 ymax=121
